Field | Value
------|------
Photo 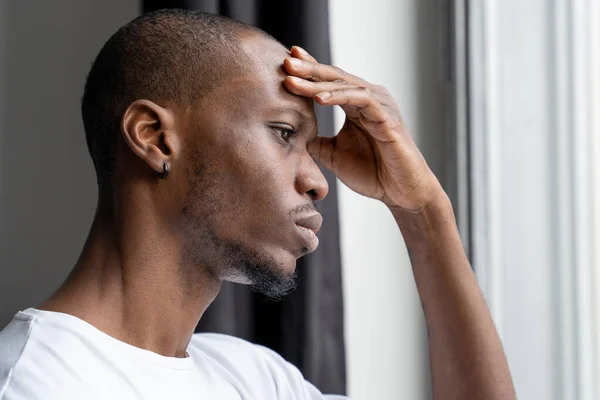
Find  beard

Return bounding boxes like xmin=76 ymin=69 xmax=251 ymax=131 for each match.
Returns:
xmin=178 ymin=150 xmax=297 ymax=300
xmin=201 ymin=230 xmax=298 ymax=300
xmin=181 ymin=221 xmax=298 ymax=300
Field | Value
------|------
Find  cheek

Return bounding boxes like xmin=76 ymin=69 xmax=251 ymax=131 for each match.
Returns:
xmin=219 ymin=130 xmax=297 ymax=240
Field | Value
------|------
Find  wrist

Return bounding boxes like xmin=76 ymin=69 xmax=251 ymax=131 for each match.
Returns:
xmin=388 ymin=189 xmax=456 ymax=237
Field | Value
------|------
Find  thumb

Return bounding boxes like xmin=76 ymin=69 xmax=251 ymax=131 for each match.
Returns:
xmin=308 ymin=136 xmax=336 ymax=173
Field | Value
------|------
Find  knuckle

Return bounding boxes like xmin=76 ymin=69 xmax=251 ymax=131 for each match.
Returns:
xmin=332 ymin=65 xmax=347 ymax=77
xmin=372 ymin=84 xmax=389 ymax=96
xmin=374 ymin=84 xmax=387 ymax=93
xmin=306 ymin=63 xmax=319 ymax=79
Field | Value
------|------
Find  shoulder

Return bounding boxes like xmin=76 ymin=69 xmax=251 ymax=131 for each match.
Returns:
xmin=0 ymin=311 xmax=87 ymax=400
xmin=188 ymin=333 xmax=349 ymax=400
xmin=0 ymin=311 xmax=35 ymax=398
xmin=190 ymin=333 xmax=311 ymax=396
xmin=190 ymin=332 xmax=281 ymax=359
xmin=189 ymin=333 xmax=303 ymax=386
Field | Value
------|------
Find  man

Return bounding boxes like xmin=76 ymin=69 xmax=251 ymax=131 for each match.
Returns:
xmin=0 ymin=9 xmax=515 ymax=400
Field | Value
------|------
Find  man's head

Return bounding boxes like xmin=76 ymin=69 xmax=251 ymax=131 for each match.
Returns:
xmin=81 ymin=9 xmax=328 ymax=298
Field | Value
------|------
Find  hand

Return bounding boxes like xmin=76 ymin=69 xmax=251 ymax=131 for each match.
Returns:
xmin=283 ymin=46 xmax=443 ymax=213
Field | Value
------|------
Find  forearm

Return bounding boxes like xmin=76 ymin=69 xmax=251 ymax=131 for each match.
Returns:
xmin=390 ymin=191 xmax=515 ymax=400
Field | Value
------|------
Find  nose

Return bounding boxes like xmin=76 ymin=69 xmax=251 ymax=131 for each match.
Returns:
xmin=296 ymin=153 xmax=329 ymax=202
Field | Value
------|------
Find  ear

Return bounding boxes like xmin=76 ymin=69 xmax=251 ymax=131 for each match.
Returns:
xmin=120 ymin=99 xmax=178 ymax=175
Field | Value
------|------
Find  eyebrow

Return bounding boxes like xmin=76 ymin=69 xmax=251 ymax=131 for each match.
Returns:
xmin=270 ymin=106 xmax=314 ymax=122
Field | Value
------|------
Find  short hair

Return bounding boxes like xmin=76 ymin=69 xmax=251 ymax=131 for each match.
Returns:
xmin=81 ymin=9 xmax=271 ymax=193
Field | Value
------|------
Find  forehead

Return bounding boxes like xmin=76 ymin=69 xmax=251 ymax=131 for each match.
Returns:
xmin=228 ymin=35 xmax=314 ymax=115
xmin=240 ymin=34 xmax=290 ymax=79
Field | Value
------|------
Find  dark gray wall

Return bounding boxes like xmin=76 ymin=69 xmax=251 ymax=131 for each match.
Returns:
xmin=0 ymin=0 xmax=139 ymax=326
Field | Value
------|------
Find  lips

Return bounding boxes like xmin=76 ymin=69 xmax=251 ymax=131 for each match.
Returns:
xmin=295 ymin=213 xmax=323 ymax=235
xmin=294 ymin=213 xmax=322 ymax=253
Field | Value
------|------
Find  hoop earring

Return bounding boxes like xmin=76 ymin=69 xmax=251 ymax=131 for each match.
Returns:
xmin=158 ymin=162 xmax=169 ymax=179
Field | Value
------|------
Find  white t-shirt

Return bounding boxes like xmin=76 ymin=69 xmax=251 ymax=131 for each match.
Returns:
xmin=0 ymin=308 xmax=348 ymax=400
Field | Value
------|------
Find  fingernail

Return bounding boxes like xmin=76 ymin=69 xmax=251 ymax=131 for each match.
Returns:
xmin=289 ymin=58 xmax=303 ymax=67
xmin=316 ymin=92 xmax=331 ymax=101
xmin=288 ymin=76 xmax=303 ymax=83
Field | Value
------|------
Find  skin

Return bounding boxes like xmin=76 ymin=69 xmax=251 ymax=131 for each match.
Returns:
xmin=39 ymin=32 xmax=516 ymax=399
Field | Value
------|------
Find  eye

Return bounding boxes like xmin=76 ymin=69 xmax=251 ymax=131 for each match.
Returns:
xmin=272 ymin=125 xmax=298 ymax=143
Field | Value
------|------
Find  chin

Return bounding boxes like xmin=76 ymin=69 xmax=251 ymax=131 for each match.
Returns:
xmin=280 ymin=258 xmax=298 ymax=277
xmin=213 ymin=236 xmax=300 ymax=297
xmin=243 ymin=247 xmax=299 ymax=298
xmin=280 ymin=247 xmax=300 ymax=271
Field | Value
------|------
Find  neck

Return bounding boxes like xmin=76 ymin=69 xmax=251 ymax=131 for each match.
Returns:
xmin=39 ymin=201 xmax=221 ymax=358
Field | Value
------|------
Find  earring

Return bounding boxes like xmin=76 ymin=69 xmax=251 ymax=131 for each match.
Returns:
xmin=158 ymin=162 xmax=169 ymax=179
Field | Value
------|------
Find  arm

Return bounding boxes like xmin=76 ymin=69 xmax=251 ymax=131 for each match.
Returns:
xmin=390 ymin=193 xmax=515 ymax=399
xmin=283 ymin=45 xmax=516 ymax=400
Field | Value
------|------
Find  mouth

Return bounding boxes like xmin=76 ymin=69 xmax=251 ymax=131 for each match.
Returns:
xmin=294 ymin=212 xmax=323 ymax=253
xmin=295 ymin=224 xmax=320 ymax=253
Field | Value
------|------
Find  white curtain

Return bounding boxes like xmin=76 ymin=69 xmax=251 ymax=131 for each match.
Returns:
xmin=464 ymin=1 xmax=600 ymax=399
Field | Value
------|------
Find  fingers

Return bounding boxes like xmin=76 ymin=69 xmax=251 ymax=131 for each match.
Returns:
xmin=290 ymin=46 xmax=318 ymax=63
xmin=316 ymin=86 xmax=384 ymax=121
xmin=283 ymin=76 xmax=352 ymax=97
xmin=308 ymin=136 xmax=337 ymax=173
xmin=315 ymin=87 xmax=399 ymax=143
xmin=284 ymin=47 xmax=402 ymax=144
xmin=284 ymin=75 xmax=390 ymax=107
xmin=284 ymin=57 xmax=369 ymax=88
